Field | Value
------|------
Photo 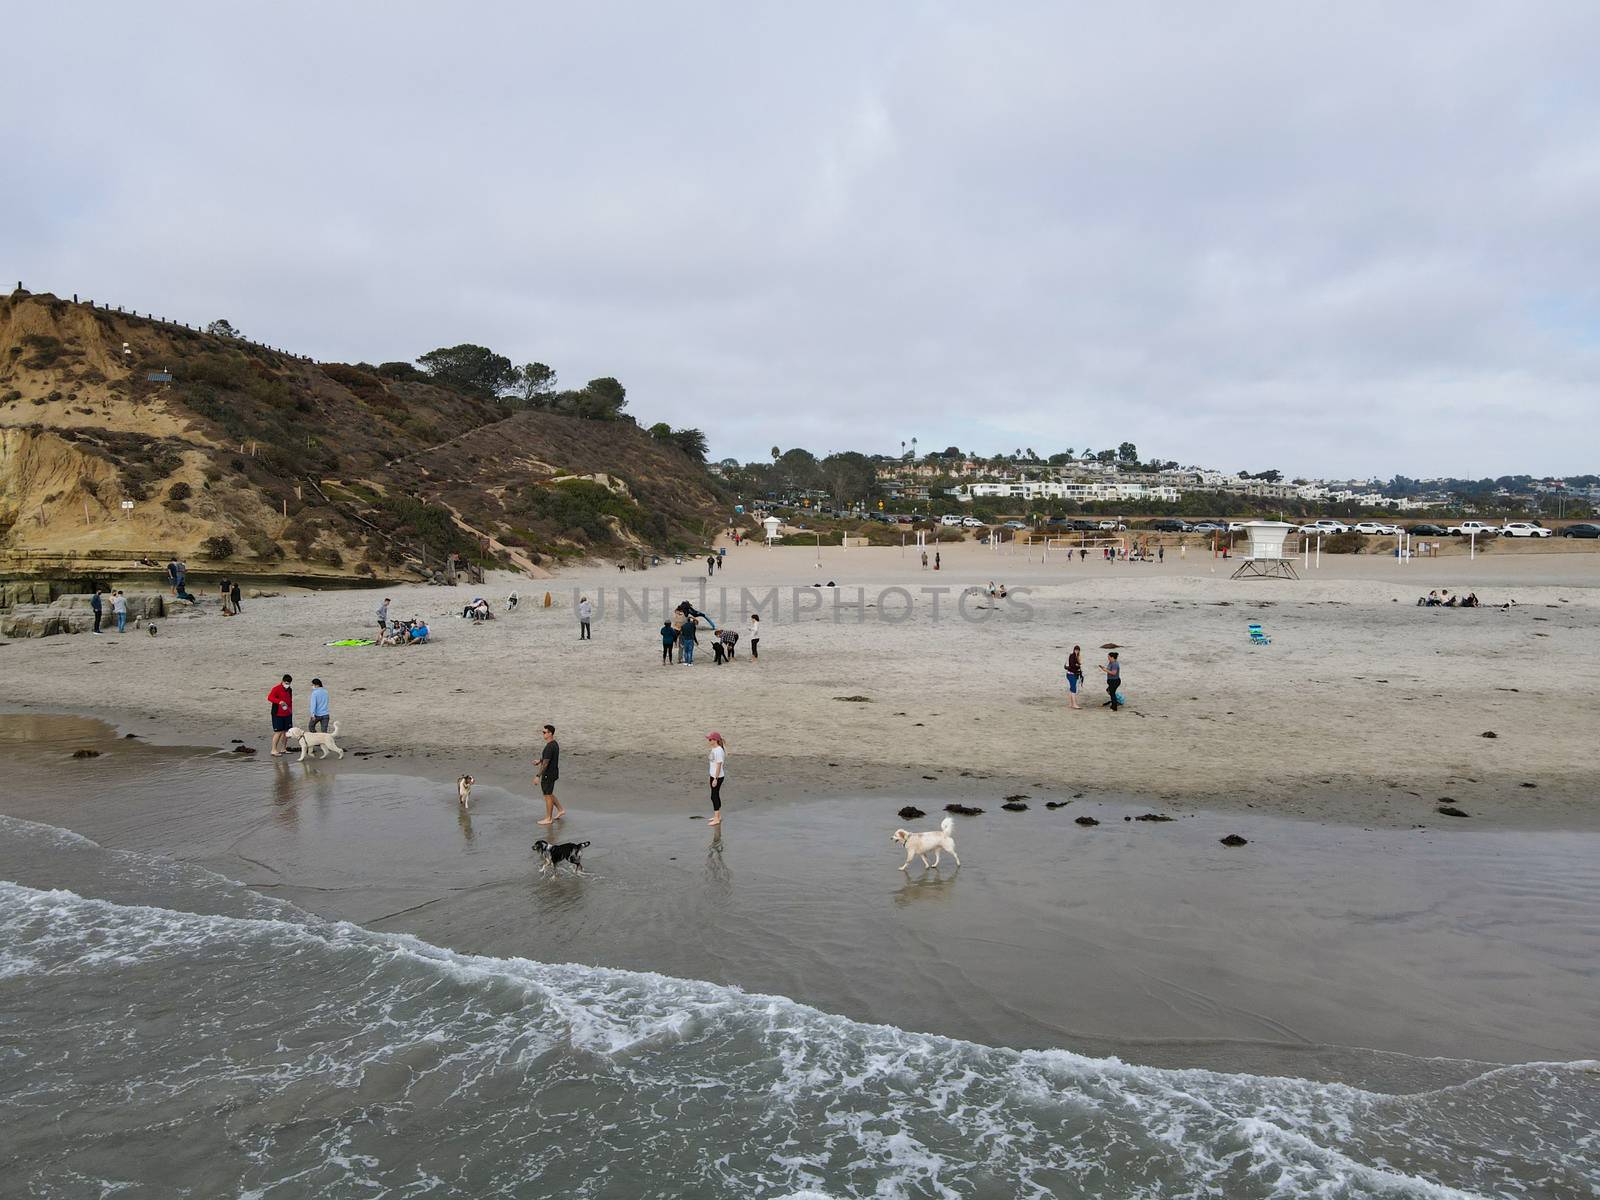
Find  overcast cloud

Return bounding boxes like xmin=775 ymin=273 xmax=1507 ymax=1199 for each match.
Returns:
xmin=5 ymin=2 xmax=1598 ymax=478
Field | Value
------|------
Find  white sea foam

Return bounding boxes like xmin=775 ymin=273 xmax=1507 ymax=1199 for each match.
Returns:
xmin=2 ymin=879 xmax=1595 ymax=1199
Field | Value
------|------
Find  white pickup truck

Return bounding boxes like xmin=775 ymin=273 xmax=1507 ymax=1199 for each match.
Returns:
xmin=1447 ymin=521 xmax=1500 ymax=537
xmin=1499 ymin=521 xmax=1552 ymax=538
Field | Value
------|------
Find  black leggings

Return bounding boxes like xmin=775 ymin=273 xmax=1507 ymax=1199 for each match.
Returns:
xmin=1107 ymin=676 xmax=1121 ymax=710
xmin=663 ymin=642 xmax=674 ymax=663
xmin=710 ymin=777 xmax=723 ymax=811
xmin=750 ymin=637 xmax=759 ymax=660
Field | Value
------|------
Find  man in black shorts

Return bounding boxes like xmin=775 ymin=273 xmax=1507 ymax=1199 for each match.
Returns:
xmin=536 ymin=724 xmax=565 ymax=826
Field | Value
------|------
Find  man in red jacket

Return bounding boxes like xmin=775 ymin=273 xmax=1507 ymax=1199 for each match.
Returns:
xmin=268 ymin=675 xmax=294 ymax=756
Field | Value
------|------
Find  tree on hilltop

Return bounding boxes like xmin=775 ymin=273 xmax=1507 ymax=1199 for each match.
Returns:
xmin=671 ymin=428 xmax=709 ymax=462
xmin=206 ymin=318 xmax=243 ymax=340
xmin=1117 ymin=441 xmax=1139 ymax=463
xmin=417 ymin=344 xmax=519 ymax=396
xmin=513 ymin=362 xmax=557 ymax=407
xmin=568 ymin=376 xmax=628 ymax=420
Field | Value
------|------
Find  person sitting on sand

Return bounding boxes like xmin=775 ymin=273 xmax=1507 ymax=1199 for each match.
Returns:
xmin=1463 ymin=592 xmax=1480 ymax=608
xmin=507 ymin=592 xmax=519 ymax=611
xmin=997 ymin=583 xmax=1008 ymax=598
xmin=409 ymin=620 xmax=431 ymax=643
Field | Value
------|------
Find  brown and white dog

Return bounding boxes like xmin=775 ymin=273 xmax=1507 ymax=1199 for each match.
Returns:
xmin=891 ymin=815 xmax=960 ymax=871
xmin=457 ymin=775 xmax=475 ymax=809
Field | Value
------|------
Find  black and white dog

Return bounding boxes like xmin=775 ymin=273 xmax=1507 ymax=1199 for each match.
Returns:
xmin=532 ymin=839 xmax=591 ymax=874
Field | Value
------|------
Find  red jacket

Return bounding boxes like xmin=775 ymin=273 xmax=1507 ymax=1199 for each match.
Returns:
xmin=267 ymin=683 xmax=292 ymax=717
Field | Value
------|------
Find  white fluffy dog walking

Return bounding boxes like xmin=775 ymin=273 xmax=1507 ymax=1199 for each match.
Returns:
xmin=892 ymin=815 xmax=960 ymax=871
xmin=288 ymin=723 xmax=343 ymax=761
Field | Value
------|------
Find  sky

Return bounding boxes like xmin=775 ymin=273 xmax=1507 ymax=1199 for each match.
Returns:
xmin=5 ymin=2 xmax=1599 ymax=479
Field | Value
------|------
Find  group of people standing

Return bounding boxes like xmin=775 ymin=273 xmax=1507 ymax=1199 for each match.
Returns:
xmin=532 ymin=726 xmax=730 ymax=831
xmin=265 ymin=674 xmax=333 ymax=755
xmin=89 ymin=587 xmax=127 ymax=634
xmin=218 ymin=579 xmax=243 ymax=616
xmin=659 ymin=604 xmax=761 ymax=665
xmin=1064 ymin=645 xmax=1124 ymax=712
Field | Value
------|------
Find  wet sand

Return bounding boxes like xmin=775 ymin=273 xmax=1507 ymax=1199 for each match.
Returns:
xmin=4 ymin=713 xmax=1595 ymax=1094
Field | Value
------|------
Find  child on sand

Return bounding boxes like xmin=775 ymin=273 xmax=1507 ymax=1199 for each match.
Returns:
xmin=706 ymin=732 xmax=727 ymax=826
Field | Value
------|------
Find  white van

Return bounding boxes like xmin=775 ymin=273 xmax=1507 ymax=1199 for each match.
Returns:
xmin=940 ymin=513 xmax=963 ymax=527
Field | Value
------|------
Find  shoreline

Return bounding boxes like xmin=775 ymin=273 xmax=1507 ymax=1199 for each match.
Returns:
xmin=4 ymin=711 xmax=1598 ymax=1094
xmin=4 ymin=695 xmax=1589 ymax=833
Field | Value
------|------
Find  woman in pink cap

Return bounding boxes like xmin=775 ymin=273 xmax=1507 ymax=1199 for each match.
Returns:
xmin=706 ymin=732 xmax=727 ymax=826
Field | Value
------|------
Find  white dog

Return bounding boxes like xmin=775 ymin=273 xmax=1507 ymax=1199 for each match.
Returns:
xmin=892 ymin=815 xmax=960 ymax=871
xmin=288 ymin=723 xmax=343 ymax=761
xmin=457 ymin=774 xmax=475 ymax=809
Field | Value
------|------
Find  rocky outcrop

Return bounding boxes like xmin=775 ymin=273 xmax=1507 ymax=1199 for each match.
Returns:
xmin=0 ymin=592 xmax=165 ymax=637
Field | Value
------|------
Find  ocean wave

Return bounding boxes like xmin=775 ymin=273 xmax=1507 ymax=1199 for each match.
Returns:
xmin=1 ymin=880 xmax=1594 ymax=1199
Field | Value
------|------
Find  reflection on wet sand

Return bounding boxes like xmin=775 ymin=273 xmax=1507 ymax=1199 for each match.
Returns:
xmin=894 ymin=871 xmax=959 ymax=907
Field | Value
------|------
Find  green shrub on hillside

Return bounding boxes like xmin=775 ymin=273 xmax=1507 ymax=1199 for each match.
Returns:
xmin=516 ymin=479 xmax=647 ymax=545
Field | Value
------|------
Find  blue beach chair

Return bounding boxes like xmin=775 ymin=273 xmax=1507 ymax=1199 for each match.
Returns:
xmin=1248 ymin=622 xmax=1270 ymax=646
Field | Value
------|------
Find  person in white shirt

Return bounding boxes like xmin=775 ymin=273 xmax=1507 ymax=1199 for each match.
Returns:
xmin=112 ymin=590 xmax=128 ymax=633
xmin=577 ymin=596 xmax=593 ymax=640
xmin=706 ymin=732 xmax=727 ymax=826
xmin=747 ymin=613 xmax=760 ymax=661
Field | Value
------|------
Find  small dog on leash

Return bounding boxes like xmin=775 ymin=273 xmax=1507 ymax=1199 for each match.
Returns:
xmin=457 ymin=775 xmax=475 ymax=809
xmin=892 ymin=816 xmax=960 ymax=871
xmin=532 ymin=839 xmax=591 ymax=874
xmin=287 ymin=723 xmax=343 ymax=761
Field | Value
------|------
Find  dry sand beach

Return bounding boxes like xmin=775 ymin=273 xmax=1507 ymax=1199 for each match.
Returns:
xmin=4 ymin=541 xmax=1598 ymax=828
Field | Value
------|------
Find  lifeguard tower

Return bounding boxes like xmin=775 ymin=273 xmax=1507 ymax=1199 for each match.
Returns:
xmin=1231 ymin=520 xmax=1299 ymax=580
xmin=762 ymin=515 xmax=782 ymax=545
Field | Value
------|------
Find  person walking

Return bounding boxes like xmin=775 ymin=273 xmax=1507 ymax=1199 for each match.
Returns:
xmin=230 ymin=580 xmax=243 ymax=613
xmin=660 ymin=618 xmax=677 ymax=665
xmin=535 ymin=724 xmax=565 ymax=826
xmin=174 ymin=559 xmax=188 ymax=597
xmin=221 ymin=579 xmax=235 ymax=616
xmin=1066 ymin=645 xmax=1083 ymax=710
xmin=707 ymin=554 xmax=716 ymax=577
xmin=308 ymin=678 xmax=331 ymax=733
xmin=268 ymin=675 xmax=294 ymax=756
xmin=112 ymin=590 xmax=128 ymax=633
xmin=376 ymin=597 xmax=391 ymax=632
xmin=748 ymin=612 xmax=760 ymax=661
xmin=1098 ymin=651 xmax=1122 ymax=712
xmin=166 ymin=559 xmax=180 ymax=596
xmin=90 ymin=587 xmax=103 ymax=635
xmin=680 ymin=614 xmax=698 ymax=664
xmin=934 ymin=551 xmax=941 ymax=571
xmin=921 ymin=550 xmax=928 ymax=570
xmin=577 ymin=595 xmax=593 ymax=640
xmin=1158 ymin=544 xmax=1165 ymax=563
xmin=706 ymin=732 xmax=727 ymax=827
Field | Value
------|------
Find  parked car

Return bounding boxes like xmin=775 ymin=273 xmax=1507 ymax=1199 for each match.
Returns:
xmin=1097 ymin=520 xmax=1127 ymax=531
xmin=1407 ymin=523 xmax=1448 ymax=536
xmin=1559 ymin=523 xmax=1600 ymax=538
xmin=1148 ymin=518 xmax=1189 ymax=532
xmin=895 ymin=514 xmax=915 ymax=524
xmin=1352 ymin=521 xmax=1399 ymax=535
xmin=1003 ymin=519 xmax=1028 ymax=530
xmin=1189 ymin=521 xmax=1224 ymax=533
xmin=1447 ymin=521 xmax=1500 ymax=536
xmin=1500 ymin=521 xmax=1552 ymax=538
xmin=1225 ymin=521 xmax=1247 ymax=532
xmin=961 ymin=516 xmax=985 ymax=528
